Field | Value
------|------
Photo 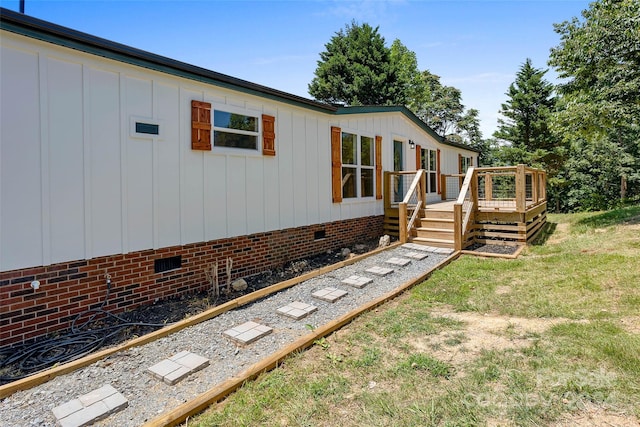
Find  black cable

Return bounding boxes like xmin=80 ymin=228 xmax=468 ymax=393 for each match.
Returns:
xmin=0 ymin=277 xmax=172 ymax=385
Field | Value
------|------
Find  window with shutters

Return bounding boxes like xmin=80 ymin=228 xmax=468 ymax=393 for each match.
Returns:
xmin=213 ymin=109 xmax=259 ymax=150
xmin=191 ymin=101 xmax=275 ymax=154
xmin=340 ymin=131 xmax=375 ymax=199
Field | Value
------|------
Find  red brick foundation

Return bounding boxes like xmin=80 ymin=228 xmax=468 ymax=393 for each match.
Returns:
xmin=0 ymin=215 xmax=383 ymax=347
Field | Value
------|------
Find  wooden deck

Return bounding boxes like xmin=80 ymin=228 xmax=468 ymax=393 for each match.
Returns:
xmin=385 ymin=165 xmax=548 ymax=250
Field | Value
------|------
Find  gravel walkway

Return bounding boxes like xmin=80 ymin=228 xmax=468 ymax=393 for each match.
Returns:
xmin=0 ymin=245 xmax=449 ymax=427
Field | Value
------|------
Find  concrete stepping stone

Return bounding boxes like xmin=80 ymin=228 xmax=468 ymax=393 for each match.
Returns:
xmin=277 ymin=301 xmax=318 ymax=320
xmin=147 ymin=351 xmax=210 ymax=385
xmin=404 ymin=251 xmax=428 ymax=260
xmin=401 ymin=243 xmax=453 ymax=255
xmin=402 ymin=243 xmax=438 ymax=252
xmin=341 ymin=275 xmax=373 ymax=289
xmin=365 ymin=266 xmax=394 ymax=276
xmin=312 ymin=287 xmax=348 ymax=302
xmin=385 ymin=257 xmax=411 ymax=267
xmin=52 ymin=384 xmax=127 ymax=427
xmin=434 ymin=247 xmax=454 ymax=254
xmin=223 ymin=321 xmax=273 ymax=345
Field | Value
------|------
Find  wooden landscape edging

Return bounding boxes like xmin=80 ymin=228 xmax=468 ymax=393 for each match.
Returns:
xmin=460 ymin=244 xmax=525 ymax=259
xmin=142 ymin=253 xmax=460 ymax=427
xmin=0 ymin=242 xmax=401 ymax=399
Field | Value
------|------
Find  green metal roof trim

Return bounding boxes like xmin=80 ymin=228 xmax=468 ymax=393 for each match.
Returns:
xmin=0 ymin=8 xmax=336 ymax=114
xmin=1 ymin=8 xmax=477 ymax=153
xmin=336 ymin=105 xmax=478 ymax=152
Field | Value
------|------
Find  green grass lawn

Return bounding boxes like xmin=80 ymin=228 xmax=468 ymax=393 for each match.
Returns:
xmin=189 ymin=205 xmax=640 ymax=427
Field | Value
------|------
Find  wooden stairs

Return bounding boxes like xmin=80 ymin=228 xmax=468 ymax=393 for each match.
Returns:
xmin=384 ymin=166 xmax=548 ymax=252
xmin=384 ymin=205 xmax=456 ymax=249
xmin=411 ymin=207 xmax=455 ymax=249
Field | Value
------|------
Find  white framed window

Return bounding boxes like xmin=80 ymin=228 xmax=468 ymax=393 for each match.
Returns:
xmin=213 ymin=107 xmax=259 ymax=150
xmin=460 ymin=155 xmax=473 ymax=173
xmin=341 ymin=132 xmax=375 ymax=199
xmin=419 ymin=148 xmax=438 ymax=194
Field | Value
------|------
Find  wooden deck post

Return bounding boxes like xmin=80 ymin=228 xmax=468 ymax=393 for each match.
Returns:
xmin=531 ymin=171 xmax=539 ymax=204
xmin=399 ymin=203 xmax=408 ymax=243
xmin=470 ymin=168 xmax=478 ymax=207
xmin=484 ymin=173 xmax=493 ymax=202
xmin=440 ymin=174 xmax=447 ymax=200
xmin=453 ymin=203 xmax=462 ymax=251
xmin=515 ymin=164 xmax=526 ymax=213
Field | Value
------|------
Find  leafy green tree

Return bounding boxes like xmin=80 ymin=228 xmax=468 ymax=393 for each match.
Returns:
xmin=309 ymin=21 xmax=401 ymax=105
xmin=310 ymin=22 xmax=483 ymax=157
xmin=557 ymin=137 xmax=636 ymax=211
xmin=410 ymin=70 xmax=465 ymax=137
xmin=409 ymin=71 xmax=489 ymax=160
xmin=548 ymin=0 xmax=640 ymax=210
xmin=549 ymin=0 xmax=640 ymax=135
xmin=389 ymin=39 xmax=422 ymax=107
xmin=457 ymin=108 xmax=487 ymax=159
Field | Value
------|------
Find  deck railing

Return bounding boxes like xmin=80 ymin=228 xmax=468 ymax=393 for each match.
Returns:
xmin=384 ymin=170 xmax=427 ymax=243
xmin=442 ymin=165 xmax=547 ymax=212
xmin=386 ymin=165 xmax=546 ymax=248
xmin=453 ymin=167 xmax=476 ymax=251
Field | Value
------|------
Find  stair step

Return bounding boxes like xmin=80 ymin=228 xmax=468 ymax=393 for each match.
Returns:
xmin=420 ymin=217 xmax=454 ymax=223
xmin=421 ymin=210 xmax=454 ymax=220
xmin=411 ymin=236 xmax=455 ymax=248
xmin=417 ymin=227 xmax=454 ymax=233
xmin=419 ymin=218 xmax=454 ymax=231
xmin=415 ymin=228 xmax=454 ymax=240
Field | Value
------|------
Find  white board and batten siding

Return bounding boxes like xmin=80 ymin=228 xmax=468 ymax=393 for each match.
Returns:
xmin=1 ymin=30 xmax=474 ymax=272
xmin=0 ymin=33 xmax=339 ymax=271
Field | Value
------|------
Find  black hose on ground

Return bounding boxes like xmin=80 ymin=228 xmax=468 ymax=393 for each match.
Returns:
xmin=0 ymin=278 xmax=172 ymax=385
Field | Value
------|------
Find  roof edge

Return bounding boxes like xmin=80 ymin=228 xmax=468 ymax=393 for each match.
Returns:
xmin=0 ymin=7 xmax=337 ymax=114
xmin=336 ymin=106 xmax=479 ymax=152
xmin=0 ymin=8 xmax=478 ymax=153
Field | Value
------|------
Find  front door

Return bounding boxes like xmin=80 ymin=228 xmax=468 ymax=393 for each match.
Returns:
xmin=393 ymin=140 xmax=404 ymax=202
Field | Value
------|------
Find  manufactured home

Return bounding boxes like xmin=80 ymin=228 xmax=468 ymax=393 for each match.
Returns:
xmin=0 ymin=9 xmax=479 ymax=346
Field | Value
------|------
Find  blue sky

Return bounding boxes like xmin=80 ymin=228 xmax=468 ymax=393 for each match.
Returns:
xmin=1 ymin=0 xmax=590 ymax=137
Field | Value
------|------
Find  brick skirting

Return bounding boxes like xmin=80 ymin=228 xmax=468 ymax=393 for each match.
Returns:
xmin=1 ymin=215 xmax=384 ymax=347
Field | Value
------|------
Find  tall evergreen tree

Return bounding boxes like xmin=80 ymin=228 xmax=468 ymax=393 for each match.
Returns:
xmin=492 ymin=59 xmax=567 ymax=210
xmin=308 ymin=21 xmax=401 ymax=106
xmin=493 ymin=59 xmax=556 ymax=156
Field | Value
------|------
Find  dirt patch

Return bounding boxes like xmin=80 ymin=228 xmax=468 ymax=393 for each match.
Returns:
xmin=411 ymin=307 xmax=564 ymax=368
xmin=619 ymin=316 xmax=640 ymax=335
xmin=548 ymin=222 xmax=570 ymax=244
xmin=494 ymin=285 xmax=512 ymax=295
xmin=551 ymin=402 xmax=640 ymax=427
xmin=465 ymin=243 xmax=519 ymax=256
